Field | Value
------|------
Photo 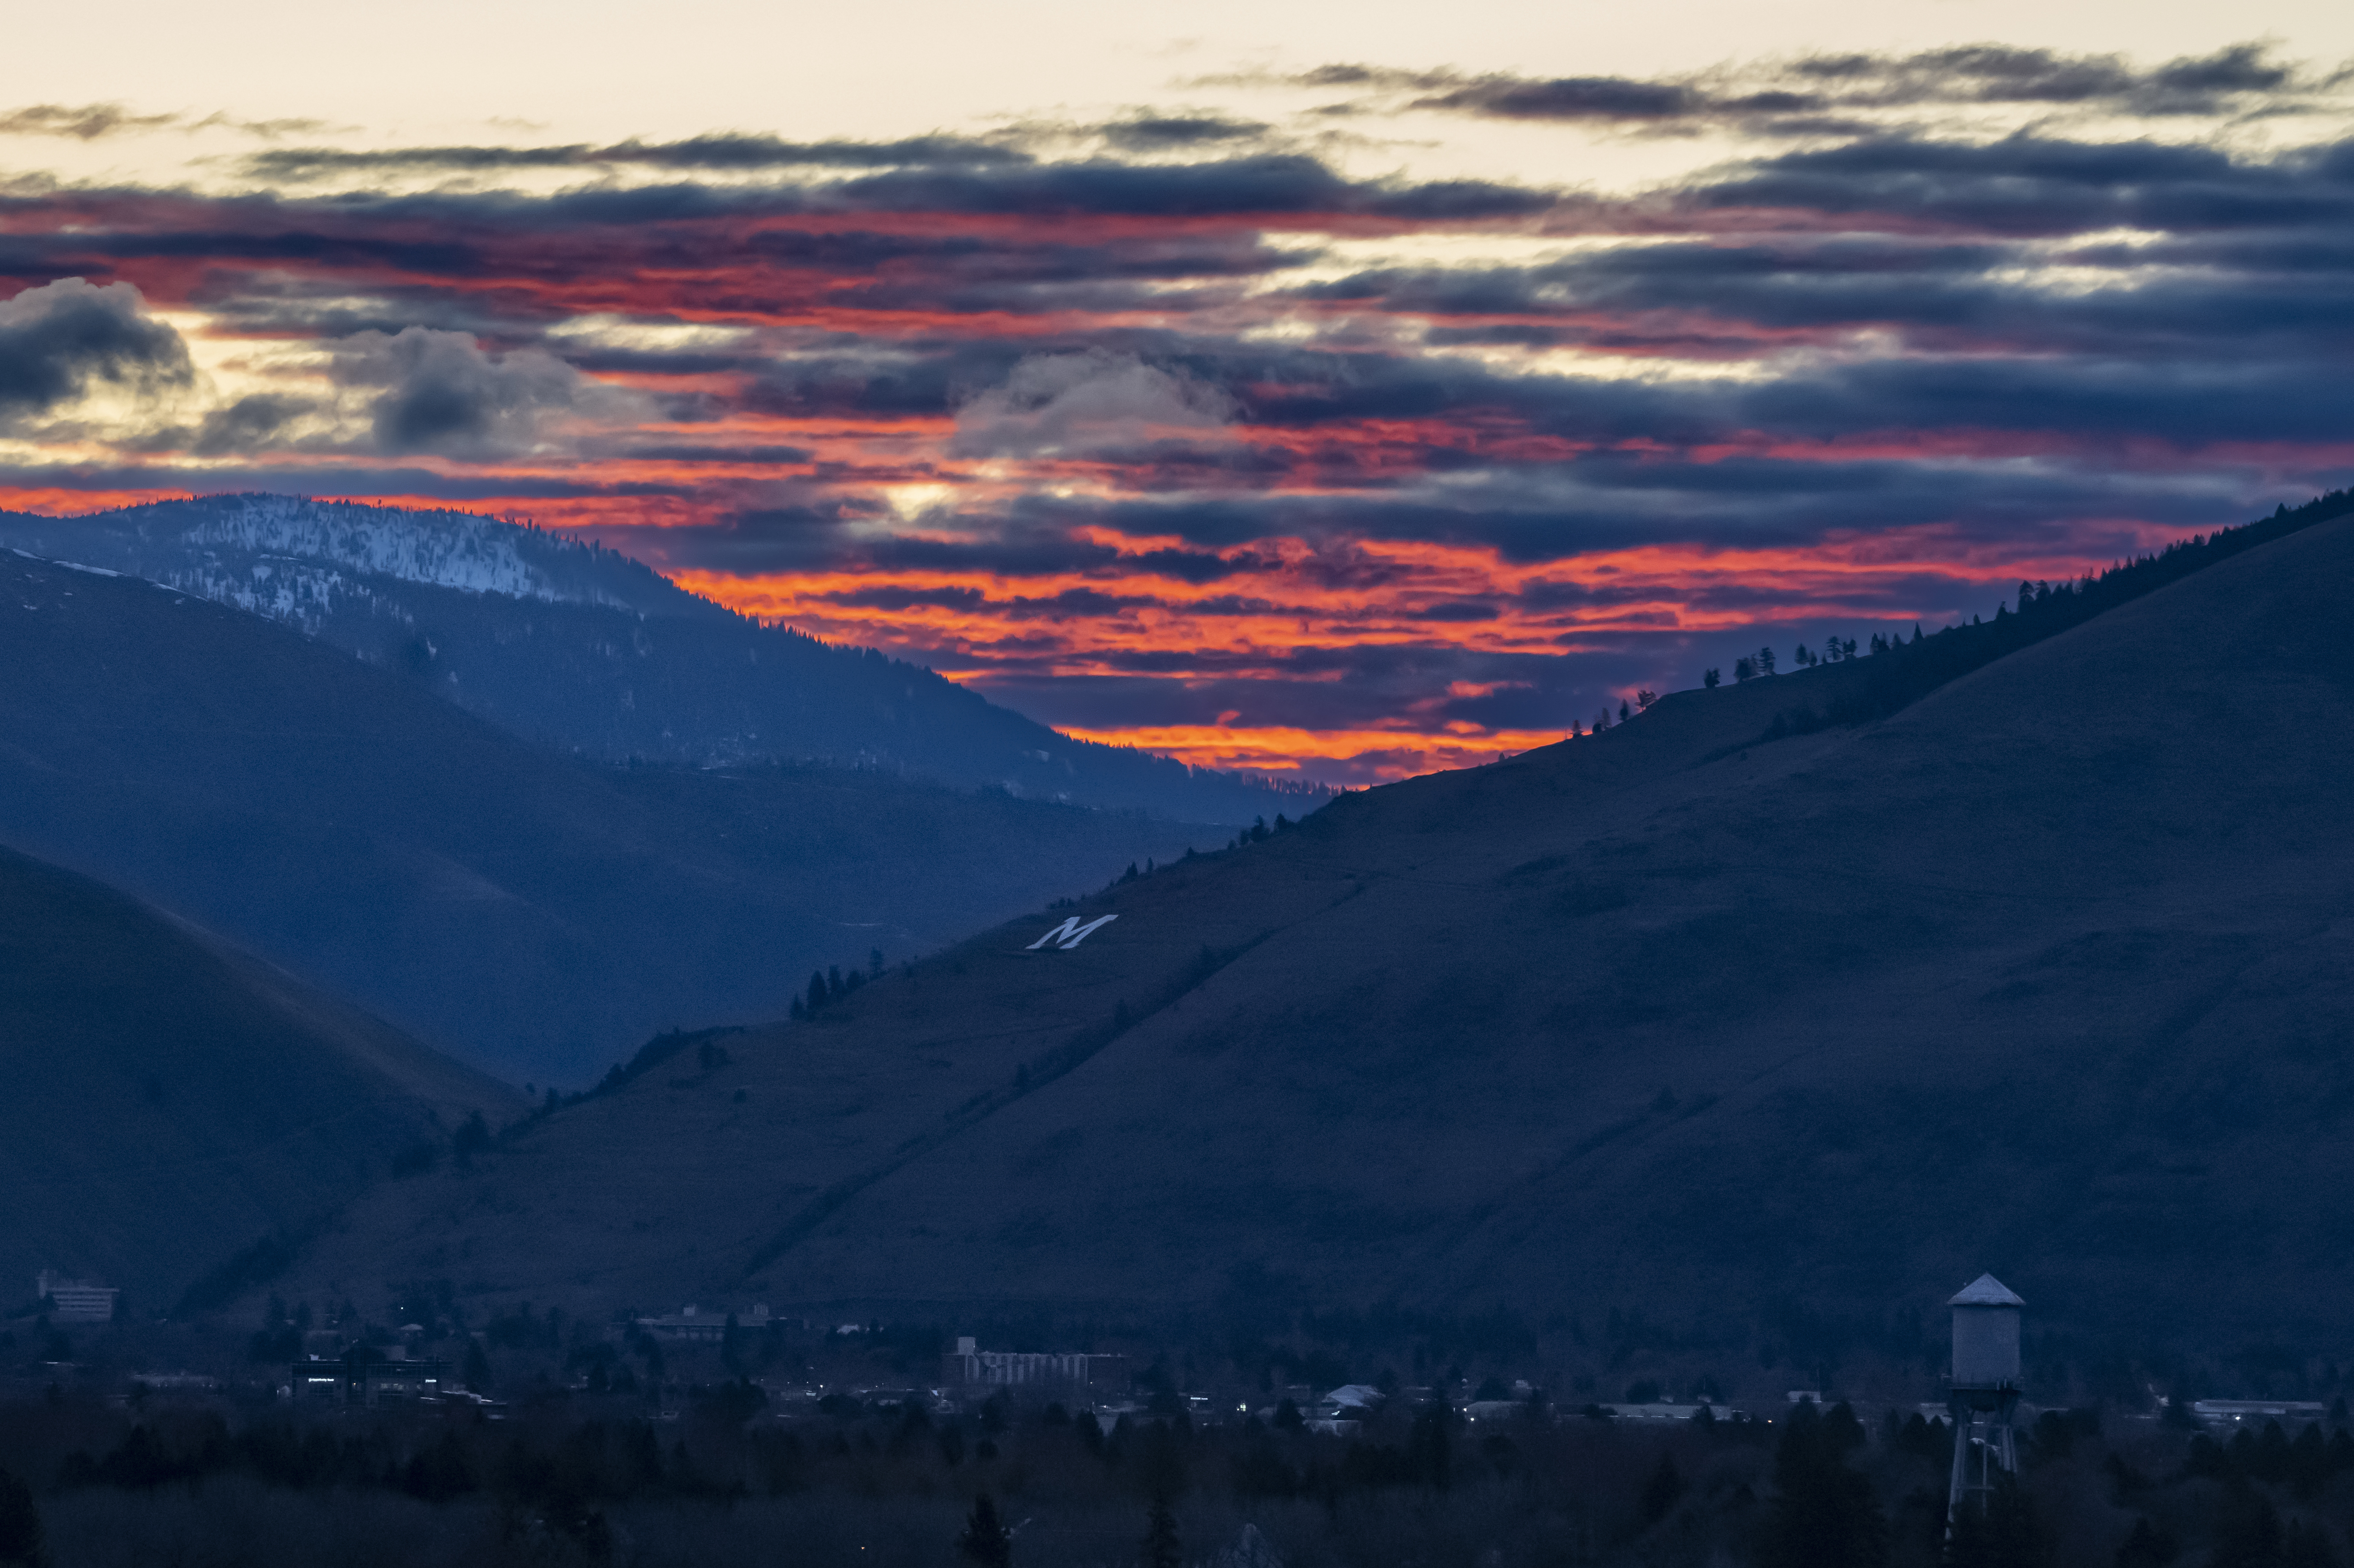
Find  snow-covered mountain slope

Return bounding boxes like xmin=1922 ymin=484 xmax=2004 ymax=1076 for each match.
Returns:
xmin=158 ymin=493 xmax=630 ymax=607
xmin=0 ymin=495 xmax=1325 ymax=825
xmin=1 ymin=494 xmax=699 ymax=628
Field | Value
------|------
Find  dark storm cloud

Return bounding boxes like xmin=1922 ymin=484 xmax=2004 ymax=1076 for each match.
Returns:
xmin=1692 ymin=133 xmax=2354 ymax=235
xmin=0 ymin=103 xmax=180 ymax=139
xmin=818 ymin=154 xmax=1547 ymax=218
xmin=1255 ymin=42 xmax=2330 ymax=133
xmin=1789 ymin=41 xmax=2299 ymax=115
xmin=747 ymin=225 xmax=1293 ymax=285
xmin=0 ymin=461 xmax=683 ymax=502
xmin=614 ymin=441 xmax=815 ymax=465
xmin=821 ymin=584 xmax=990 ymax=613
xmin=248 ymin=150 xmax=1531 ymax=223
xmin=1735 ymin=354 xmax=2354 ymax=445
xmin=1415 ymin=77 xmax=1705 ymax=123
xmin=577 ymin=438 xmax=2258 ymax=591
xmin=0 ymin=277 xmax=192 ymax=418
xmin=727 ymin=299 xmax=2351 ymax=480
xmin=1295 ymin=223 xmax=2354 ymax=360
xmin=0 ymin=158 xmax=1505 ymax=332
xmin=188 ymin=392 xmax=312 ymax=456
xmin=954 ymin=453 xmax=2259 ymax=567
xmin=244 ymin=133 xmax=1029 ymax=182
xmin=1099 ymin=115 xmax=1271 ymax=153
xmin=327 ymin=327 xmax=625 ymax=456
xmin=1410 ymin=599 xmax=1503 ymax=622
xmin=0 ymin=103 xmax=330 ymax=140
xmin=2 ymin=220 xmax=490 ymax=279
xmin=8 ymin=102 xmax=2354 ymax=779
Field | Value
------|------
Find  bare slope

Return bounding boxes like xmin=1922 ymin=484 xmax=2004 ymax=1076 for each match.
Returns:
xmin=0 ymin=842 xmax=522 ymax=1310
xmin=0 ymin=550 xmax=1220 ymax=1087
xmin=261 ymin=511 xmax=2354 ymax=1346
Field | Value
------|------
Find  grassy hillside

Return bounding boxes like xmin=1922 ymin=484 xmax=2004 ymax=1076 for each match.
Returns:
xmin=0 ymin=843 xmax=521 ymax=1310
xmin=252 ymin=501 xmax=2354 ymax=1352
xmin=0 ymin=550 xmax=1224 ymax=1087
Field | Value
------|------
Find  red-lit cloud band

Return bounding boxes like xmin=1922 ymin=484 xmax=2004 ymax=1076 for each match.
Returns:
xmin=1 ymin=75 xmax=2349 ymax=781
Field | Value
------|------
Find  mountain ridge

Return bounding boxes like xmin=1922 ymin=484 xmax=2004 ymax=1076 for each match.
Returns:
xmin=0 ymin=494 xmax=1330 ymax=823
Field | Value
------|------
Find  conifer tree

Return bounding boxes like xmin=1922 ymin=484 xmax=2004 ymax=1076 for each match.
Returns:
xmin=0 ymin=1464 xmax=42 ymax=1568
xmin=1407 ymin=1404 xmax=1452 ymax=1491
xmin=2210 ymin=1477 xmax=2285 ymax=1568
xmin=1639 ymin=1450 xmax=1684 ymax=1525
xmin=1141 ymin=1493 xmax=1181 ymax=1568
xmin=2114 ymin=1517 xmax=2175 ymax=1568
xmin=959 ymin=1493 xmax=1012 ymax=1568
xmin=462 ymin=1337 xmax=493 ymax=1394
xmin=1759 ymin=1401 xmax=1884 ymax=1568
xmin=2283 ymin=1519 xmax=2339 ymax=1568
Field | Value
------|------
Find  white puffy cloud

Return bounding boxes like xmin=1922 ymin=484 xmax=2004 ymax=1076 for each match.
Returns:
xmin=950 ymin=349 xmax=1237 ymax=459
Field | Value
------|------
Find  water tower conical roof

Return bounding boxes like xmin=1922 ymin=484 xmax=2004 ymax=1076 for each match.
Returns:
xmin=1949 ymin=1273 xmax=2025 ymax=1308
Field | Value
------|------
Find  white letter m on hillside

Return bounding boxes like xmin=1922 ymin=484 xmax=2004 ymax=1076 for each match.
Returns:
xmin=1027 ymin=914 xmax=1118 ymax=951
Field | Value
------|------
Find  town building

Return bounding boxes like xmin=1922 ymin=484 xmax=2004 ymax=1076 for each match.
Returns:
xmin=634 ymin=1304 xmax=770 ymax=1343
xmin=34 ymin=1271 xmax=117 ymax=1323
xmin=940 ymin=1336 xmax=1126 ymax=1392
xmin=2192 ymin=1399 xmax=2329 ymax=1431
xmin=1595 ymin=1401 xmax=1735 ymax=1422
xmin=289 ymin=1350 xmax=451 ymax=1406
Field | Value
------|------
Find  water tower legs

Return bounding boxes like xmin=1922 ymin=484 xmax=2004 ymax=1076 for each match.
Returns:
xmin=1945 ymin=1399 xmax=2021 ymax=1535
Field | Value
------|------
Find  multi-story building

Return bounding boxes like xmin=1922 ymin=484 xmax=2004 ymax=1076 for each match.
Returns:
xmin=633 ymin=1304 xmax=771 ymax=1343
xmin=289 ymin=1350 xmax=451 ymax=1406
xmin=939 ymin=1336 xmax=1126 ymax=1393
xmin=34 ymin=1271 xmax=117 ymax=1324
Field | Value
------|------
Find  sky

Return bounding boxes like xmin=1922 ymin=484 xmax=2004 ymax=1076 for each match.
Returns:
xmin=3 ymin=1 xmax=2352 ymax=783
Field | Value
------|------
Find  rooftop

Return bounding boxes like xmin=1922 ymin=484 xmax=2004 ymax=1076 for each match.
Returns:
xmin=1949 ymin=1274 xmax=2026 ymax=1308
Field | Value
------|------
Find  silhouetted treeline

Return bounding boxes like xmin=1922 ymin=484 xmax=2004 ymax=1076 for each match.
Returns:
xmin=1761 ymin=488 xmax=2354 ymax=741
xmin=13 ymin=1387 xmax=2354 ymax=1566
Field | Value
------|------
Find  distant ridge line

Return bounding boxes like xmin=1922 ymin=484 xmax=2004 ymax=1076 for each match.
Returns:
xmin=1755 ymin=488 xmax=2354 ymax=744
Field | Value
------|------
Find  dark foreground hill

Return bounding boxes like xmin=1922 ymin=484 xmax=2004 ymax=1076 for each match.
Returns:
xmin=0 ymin=549 xmax=1220 ymax=1087
xmin=0 ymin=495 xmax=1326 ymax=823
xmin=0 ymin=842 xmax=522 ymax=1310
xmin=252 ymin=503 xmax=2354 ymax=1352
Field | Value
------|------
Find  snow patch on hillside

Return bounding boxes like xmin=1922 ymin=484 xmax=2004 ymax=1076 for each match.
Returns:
xmin=155 ymin=560 xmax=355 ymax=632
xmin=175 ymin=495 xmax=610 ymax=604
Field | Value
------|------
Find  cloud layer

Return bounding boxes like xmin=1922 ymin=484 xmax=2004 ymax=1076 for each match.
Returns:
xmin=0 ymin=277 xmax=191 ymax=421
xmin=2 ymin=46 xmax=2350 ymax=781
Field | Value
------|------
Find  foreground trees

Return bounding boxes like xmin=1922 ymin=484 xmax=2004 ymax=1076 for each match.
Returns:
xmin=9 ymin=1386 xmax=2354 ymax=1568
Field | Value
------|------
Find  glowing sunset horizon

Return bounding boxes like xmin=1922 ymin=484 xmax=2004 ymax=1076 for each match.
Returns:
xmin=4 ymin=6 xmax=2351 ymax=782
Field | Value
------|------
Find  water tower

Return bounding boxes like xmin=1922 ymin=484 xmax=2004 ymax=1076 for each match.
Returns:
xmin=1945 ymin=1274 xmax=2025 ymax=1531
